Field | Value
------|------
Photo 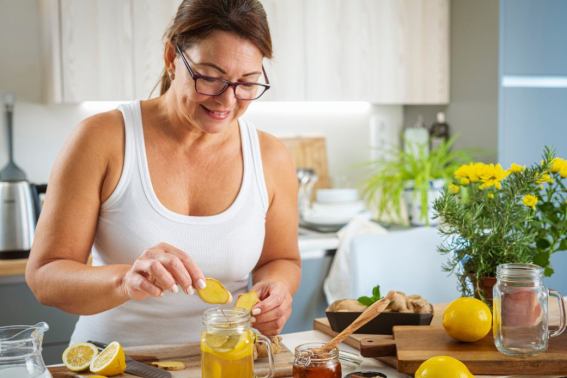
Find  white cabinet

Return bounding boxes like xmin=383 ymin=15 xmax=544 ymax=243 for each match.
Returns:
xmin=40 ymin=0 xmax=179 ymax=103
xmin=41 ymin=0 xmax=448 ymax=104
xmin=262 ymin=0 xmax=449 ymax=103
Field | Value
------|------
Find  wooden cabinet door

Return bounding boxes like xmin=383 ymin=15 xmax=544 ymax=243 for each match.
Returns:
xmin=132 ymin=0 xmax=181 ymax=100
xmin=59 ymin=0 xmax=134 ymax=102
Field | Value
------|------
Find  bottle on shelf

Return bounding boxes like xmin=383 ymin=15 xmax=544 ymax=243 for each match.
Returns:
xmin=429 ymin=112 xmax=450 ymax=151
xmin=403 ymin=115 xmax=429 ymax=158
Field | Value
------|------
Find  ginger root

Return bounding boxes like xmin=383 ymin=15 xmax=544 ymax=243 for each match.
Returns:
xmin=254 ymin=335 xmax=282 ymax=359
xmin=326 ymin=299 xmax=368 ymax=312
xmin=150 ymin=360 xmax=186 ymax=371
xmin=327 ymin=291 xmax=433 ymax=314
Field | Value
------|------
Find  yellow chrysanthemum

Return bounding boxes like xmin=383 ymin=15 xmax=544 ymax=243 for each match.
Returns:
xmin=536 ymin=173 xmax=553 ymax=185
xmin=560 ymin=168 xmax=567 ymax=178
xmin=477 ymin=163 xmax=509 ymax=190
xmin=448 ymin=184 xmax=460 ymax=194
xmin=508 ymin=163 xmax=525 ymax=173
xmin=522 ymin=194 xmax=538 ymax=209
xmin=550 ymin=158 xmax=567 ymax=173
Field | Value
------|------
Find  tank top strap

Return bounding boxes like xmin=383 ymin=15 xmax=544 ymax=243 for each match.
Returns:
xmin=239 ymin=119 xmax=269 ymax=213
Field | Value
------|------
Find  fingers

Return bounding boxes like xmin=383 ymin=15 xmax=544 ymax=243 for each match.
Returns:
xmin=156 ymin=243 xmax=206 ymax=289
xmin=123 ymin=270 xmax=162 ymax=300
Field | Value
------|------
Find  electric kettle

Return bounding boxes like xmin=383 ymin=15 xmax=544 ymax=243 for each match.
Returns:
xmin=0 ymin=93 xmax=45 ymax=259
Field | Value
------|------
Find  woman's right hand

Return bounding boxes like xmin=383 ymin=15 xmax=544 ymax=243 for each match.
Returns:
xmin=121 ymin=242 xmax=206 ymax=301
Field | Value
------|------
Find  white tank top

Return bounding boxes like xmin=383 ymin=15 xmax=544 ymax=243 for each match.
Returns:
xmin=70 ymin=101 xmax=269 ymax=346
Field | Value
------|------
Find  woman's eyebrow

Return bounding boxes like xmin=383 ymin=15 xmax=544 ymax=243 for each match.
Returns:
xmin=194 ymin=61 xmax=261 ymax=77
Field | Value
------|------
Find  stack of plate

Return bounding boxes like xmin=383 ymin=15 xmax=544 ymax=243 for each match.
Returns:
xmin=301 ymin=189 xmax=366 ymax=232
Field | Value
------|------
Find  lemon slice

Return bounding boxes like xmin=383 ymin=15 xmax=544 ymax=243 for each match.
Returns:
xmin=206 ymin=332 xmax=230 ymax=348
xmin=89 ymin=341 xmax=126 ymax=376
xmin=62 ymin=342 xmax=99 ymax=372
xmin=197 ymin=277 xmax=233 ymax=304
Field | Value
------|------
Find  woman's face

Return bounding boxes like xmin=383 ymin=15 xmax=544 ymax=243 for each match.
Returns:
xmin=171 ymin=31 xmax=265 ymax=134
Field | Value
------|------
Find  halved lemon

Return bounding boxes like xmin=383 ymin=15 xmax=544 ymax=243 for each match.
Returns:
xmin=197 ymin=277 xmax=233 ymax=304
xmin=62 ymin=342 xmax=99 ymax=372
xmin=89 ymin=341 xmax=126 ymax=376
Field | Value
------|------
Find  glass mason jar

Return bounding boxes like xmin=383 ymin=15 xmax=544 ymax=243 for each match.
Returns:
xmin=0 ymin=322 xmax=51 ymax=378
xmin=493 ymin=263 xmax=566 ymax=356
xmin=293 ymin=342 xmax=341 ymax=378
xmin=201 ymin=307 xmax=274 ymax=378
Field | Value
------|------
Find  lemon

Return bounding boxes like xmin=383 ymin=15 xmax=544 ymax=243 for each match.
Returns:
xmin=415 ymin=355 xmax=474 ymax=378
xmin=202 ymin=330 xmax=254 ymax=360
xmin=89 ymin=341 xmax=126 ymax=376
xmin=62 ymin=342 xmax=99 ymax=372
xmin=443 ymin=297 xmax=492 ymax=342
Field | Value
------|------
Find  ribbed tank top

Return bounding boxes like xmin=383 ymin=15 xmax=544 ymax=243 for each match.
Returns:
xmin=70 ymin=101 xmax=269 ymax=346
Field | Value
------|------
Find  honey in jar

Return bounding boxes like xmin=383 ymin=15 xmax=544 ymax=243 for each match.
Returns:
xmin=292 ymin=343 xmax=341 ymax=378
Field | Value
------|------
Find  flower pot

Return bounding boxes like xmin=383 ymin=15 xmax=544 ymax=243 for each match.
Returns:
xmin=403 ymin=179 xmax=445 ymax=226
xmin=470 ymin=275 xmax=497 ymax=304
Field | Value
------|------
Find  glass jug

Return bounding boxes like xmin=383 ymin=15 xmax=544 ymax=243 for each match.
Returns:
xmin=201 ymin=307 xmax=274 ymax=378
xmin=493 ymin=263 xmax=566 ymax=356
xmin=0 ymin=322 xmax=51 ymax=378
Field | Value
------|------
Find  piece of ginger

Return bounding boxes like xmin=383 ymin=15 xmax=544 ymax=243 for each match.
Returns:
xmin=235 ymin=291 xmax=260 ymax=312
xmin=196 ymin=277 xmax=233 ymax=304
xmin=150 ymin=360 xmax=186 ymax=371
xmin=254 ymin=335 xmax=282 ymax=359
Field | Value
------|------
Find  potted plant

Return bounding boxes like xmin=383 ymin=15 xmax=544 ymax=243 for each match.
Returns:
xmin=433 ymin=148 xmax=567 ymax=300
xmin=362 ymin=139 xmax=471 ymax=225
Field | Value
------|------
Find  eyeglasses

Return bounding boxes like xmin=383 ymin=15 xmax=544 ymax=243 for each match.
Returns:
xmin=175 ymin=43 xmax=270 ymax=101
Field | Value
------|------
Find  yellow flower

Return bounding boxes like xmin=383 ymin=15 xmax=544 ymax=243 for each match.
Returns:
xmin=560 ymin=168 xmax=567 ymax=178
xmin=522 ymin=194 xmax=538 ymax=209
xmin=448 ymin=184 xmax=460 ymax=194
xmin=536 ymin=173 xmax=553 ymax=185
xmin=487 ymin=192 xmax=495 ymax=199
xmin=477 ymin=163 xmax=509 ymax=190
xmin=508 ymin=163 xmax=525 ymax=173
xmin=550 ymin=158 xmax=566 ymax=173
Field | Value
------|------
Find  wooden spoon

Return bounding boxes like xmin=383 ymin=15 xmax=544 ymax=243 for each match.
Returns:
xmin=317 ymin=291 xmax=396 ymax=353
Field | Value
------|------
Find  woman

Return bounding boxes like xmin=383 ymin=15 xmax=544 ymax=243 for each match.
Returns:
xmin=25 ymin=0 xmax=300 ymax=345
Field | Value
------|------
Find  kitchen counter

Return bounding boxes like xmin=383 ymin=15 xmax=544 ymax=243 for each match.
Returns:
xmin=0 ymin=231 xmax=339 ymax=278
xmin=0 ymin=258 xmax=27 ymax=277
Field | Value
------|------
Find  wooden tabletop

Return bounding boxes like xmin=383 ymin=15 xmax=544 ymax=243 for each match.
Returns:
xmin=0 ymin=258 xmax=27 ymax=277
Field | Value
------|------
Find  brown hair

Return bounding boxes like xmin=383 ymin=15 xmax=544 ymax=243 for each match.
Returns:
xmin=159 ymin=0 xmax=273 ymax=95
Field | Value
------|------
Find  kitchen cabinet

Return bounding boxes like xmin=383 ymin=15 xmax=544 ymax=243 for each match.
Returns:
xmin=261 ymin=0 xmax=449 ymax=103
xmin=40 ymin=0 xmax=448 ymax=104
xmin=39 ymin=0 xmax=180 ymax=103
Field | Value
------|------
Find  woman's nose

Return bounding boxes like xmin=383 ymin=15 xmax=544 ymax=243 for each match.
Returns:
xmin=214 ymin=85 xmax=238 ymax=107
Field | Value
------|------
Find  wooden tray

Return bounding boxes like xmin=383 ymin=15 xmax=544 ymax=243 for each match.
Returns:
xmin=49 ymin=342 xmax=293 ymax=377
xmin=392 ymin=325 xmax=567 ymax=375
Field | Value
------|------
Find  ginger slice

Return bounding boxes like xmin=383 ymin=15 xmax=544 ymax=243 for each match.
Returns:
xmin=197 ymin=277 xmax=233 ymax=304
xmin=235 ymin=291 xmax=260 ymax=312
xmin=150 ymin=360 xmax=186 ymax=371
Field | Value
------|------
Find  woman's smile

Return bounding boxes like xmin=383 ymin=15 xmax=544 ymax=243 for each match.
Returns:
xmin=200 ymin=104 xmax=231 ymax=121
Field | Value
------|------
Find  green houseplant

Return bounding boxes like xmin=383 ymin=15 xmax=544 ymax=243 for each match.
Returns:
xmin=433 ymin=148 xmax=567 ymax=299
xmin=362 ymin=139 xmax=471 ymax=225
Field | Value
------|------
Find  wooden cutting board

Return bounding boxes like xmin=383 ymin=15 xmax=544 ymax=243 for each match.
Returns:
xmin=49 ymin=342 xmax=293 ymax=377
xmin=280 ymin=136 xmax=331 ymax=192
xmin=393 ymin=325 xmax=567 ymax=375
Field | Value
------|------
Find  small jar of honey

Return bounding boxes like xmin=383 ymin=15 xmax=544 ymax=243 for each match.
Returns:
xmin=292 ymin=343 xmax=341 ymax=378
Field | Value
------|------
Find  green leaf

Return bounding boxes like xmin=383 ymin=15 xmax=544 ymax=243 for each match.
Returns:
xmin=560 ymin=238 xmax=567 ymax=251
xmin=372 ymin=285 xmax=381 ymax=299
xmin=544 ymin=267 xmax=554 ymax=277
xmin=358 ymin=296 xmax=375 ymax=306
xmin=533 ymin=252 xmax=550 ymax=267
xmin=536 ymin=238 xmax=551 ymax=250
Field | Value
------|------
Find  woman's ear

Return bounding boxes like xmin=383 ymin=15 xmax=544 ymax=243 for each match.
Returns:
xmin=164 ymin=41 xmax=177 ymax=76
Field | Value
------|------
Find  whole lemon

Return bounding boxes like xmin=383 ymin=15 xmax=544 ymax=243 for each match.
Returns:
xmin=415 ymin=355 xmax=474 ymax=378
xmin=443 ymin=297 xmax=492 ymax=342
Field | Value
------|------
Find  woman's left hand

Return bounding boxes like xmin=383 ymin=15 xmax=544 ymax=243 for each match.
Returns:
xmin=250 ymin=281 xmax=293 ymax=336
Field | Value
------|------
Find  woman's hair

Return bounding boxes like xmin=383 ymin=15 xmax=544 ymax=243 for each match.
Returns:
xmin=159 ymin=0 xmax=273 ymax=95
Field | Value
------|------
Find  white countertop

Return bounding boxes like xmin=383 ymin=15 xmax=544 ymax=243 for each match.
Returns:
xmin=298 ymin=228 xmax=339 ymax=259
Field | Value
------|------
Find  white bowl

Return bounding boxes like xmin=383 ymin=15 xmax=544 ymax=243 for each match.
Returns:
xmin=316 ymin=189 xmax=359 ymax=204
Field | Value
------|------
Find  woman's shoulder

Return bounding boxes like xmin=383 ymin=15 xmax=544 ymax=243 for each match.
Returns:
xmin=256 ymin=130 xmax=294 ymax=169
